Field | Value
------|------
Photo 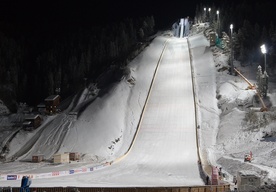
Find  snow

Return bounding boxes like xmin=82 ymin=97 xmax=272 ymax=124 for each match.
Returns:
xmin=0 ymin=23 xmax=276 ymax=188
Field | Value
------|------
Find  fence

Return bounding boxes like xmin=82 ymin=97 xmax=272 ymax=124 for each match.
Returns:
xmin=4 ymin=185 xmax=231 ymax=192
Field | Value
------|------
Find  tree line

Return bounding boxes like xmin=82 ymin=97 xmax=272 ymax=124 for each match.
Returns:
xmin=2 ymin=0 xmax=276 ymax=113
xmin=0 ymin=16 xmax=155 ymax=112
xmin=194 ymin=0 xmax=276 ymax=72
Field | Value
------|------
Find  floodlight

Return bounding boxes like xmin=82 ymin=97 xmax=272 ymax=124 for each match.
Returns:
xmin=260 ymin=44 xmax=266 ymax=54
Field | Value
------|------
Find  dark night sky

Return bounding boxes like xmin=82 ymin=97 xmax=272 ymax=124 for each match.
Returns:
xmin=0 ymin=0 xmax=221 ymax=32
xmin=1 ymin=0 xmax=276 ymax=36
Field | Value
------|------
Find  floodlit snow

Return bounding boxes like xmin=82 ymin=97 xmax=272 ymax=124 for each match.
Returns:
xmin=0 ymin=23 xmax=276 ymax=188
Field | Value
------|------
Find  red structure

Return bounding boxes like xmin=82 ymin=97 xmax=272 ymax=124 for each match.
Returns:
xmin=68 ymin=152 xmax=80 ymax=161
xmin=32 ymin=154 xmax=44 ymax=162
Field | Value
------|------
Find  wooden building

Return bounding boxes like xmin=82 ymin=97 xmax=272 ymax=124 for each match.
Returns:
xmin=32 ymin=154 xmax=44 ymax=162
xmin=209 ymin=32 xmax=216 ymax=46
xmin=53 ymin=153 xmax=69 ymax=163
xmin=68 ymin=152 xmax=80 ymax=161
xmin=23 ymin=114 xmax=42 ymax=130
xmin=237 ymin=170 xmax=260 ymax=191
xmin=45 ymin=95 xmax=60 ymax=115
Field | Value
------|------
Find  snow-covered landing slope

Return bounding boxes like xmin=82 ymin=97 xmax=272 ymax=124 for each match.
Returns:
xmin=0 ymin=33 xmax=204 ymax=187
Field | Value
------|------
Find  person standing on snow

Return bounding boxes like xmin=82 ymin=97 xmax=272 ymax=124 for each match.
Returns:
xmin=20 ymin=176 xmax=32 ymax=192
xmin=26 ymin=176 xmax=32 ymax=192
xmin=20 ymin=176 xmax=28 ymax=192
xmin=206 ymin=175 xmax=209 ymax=185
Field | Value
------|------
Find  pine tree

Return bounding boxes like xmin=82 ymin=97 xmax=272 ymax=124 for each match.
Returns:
xmin=47 ymin=71 xmax=54 ymax=95
xmin=261 ymin=26 xmax=268 ymax=44
xmin=138 ymin=28 xmax=144 ymax=41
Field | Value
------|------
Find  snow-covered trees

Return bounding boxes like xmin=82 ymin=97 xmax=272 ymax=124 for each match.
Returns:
xmin=256 ymin=65 xmax=269 ymax=98
xmin=196 ymin=1 xmax=276 ymax=74
xmin=0 ymin=16 xmax=155 ymax=109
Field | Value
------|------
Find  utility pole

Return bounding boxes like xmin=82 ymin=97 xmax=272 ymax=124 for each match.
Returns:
xmin=216 ymin=10 xmax=220 ymax=37
xmin=260 ymin=44 xmax=269 ymax=98
xmin=230 ymin=24 xmax=234 ymax=75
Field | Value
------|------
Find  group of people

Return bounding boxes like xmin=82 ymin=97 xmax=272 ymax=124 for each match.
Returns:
xmin=172 ymin=16 xmax=190 ymax=38
xmin=20 ymin=176 xmax=32 ymax=192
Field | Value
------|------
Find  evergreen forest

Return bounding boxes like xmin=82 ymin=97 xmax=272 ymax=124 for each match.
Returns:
xmin=1 ymin=0 xmax=276 ymax=113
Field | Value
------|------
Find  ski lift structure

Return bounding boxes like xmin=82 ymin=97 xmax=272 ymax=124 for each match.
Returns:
xmin=234 ymin=68 xmax=268 ymax=112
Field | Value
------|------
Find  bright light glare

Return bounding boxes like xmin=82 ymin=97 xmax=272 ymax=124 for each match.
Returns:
xmin=217 ymin=10 xmax=219 ymax=14
xmin=260 ymin=44 xmax=266 ymax=54
xmin=230 ymin=24 xmax=233 ymax=29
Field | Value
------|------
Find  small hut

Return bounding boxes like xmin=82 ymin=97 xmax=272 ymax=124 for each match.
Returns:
xmin=32 ymin=154 xmax=44 ymax=163
xmin=209 ymin=32 xmax=216 ymax=46
xmin=237 ymin=170 xmax=260 ymax=191
xmin=68 ymin=152 xmax=80 ymax=161
xmin=53 ymin=153 xmax=69 ymax=163
xmin=45 ymin=95 xmax=60 ymax=115
xmin=23 ymin=114 xmax=42 ymax=130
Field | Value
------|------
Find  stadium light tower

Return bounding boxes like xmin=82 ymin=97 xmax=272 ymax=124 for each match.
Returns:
xmin=204 ymin=8 xmax=206 ymax=22
xmin=260 ymin=44 xmax=267 ymax=72
xmin=230 ymin=24 xmax=234 ymax=75
xmin=260 ymin=44 xmax=268 ymax=98
xmin=208 ymin=8 xmax=211 ymax=22
xmin=216 ymin=10 xmax=220 ymax=36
